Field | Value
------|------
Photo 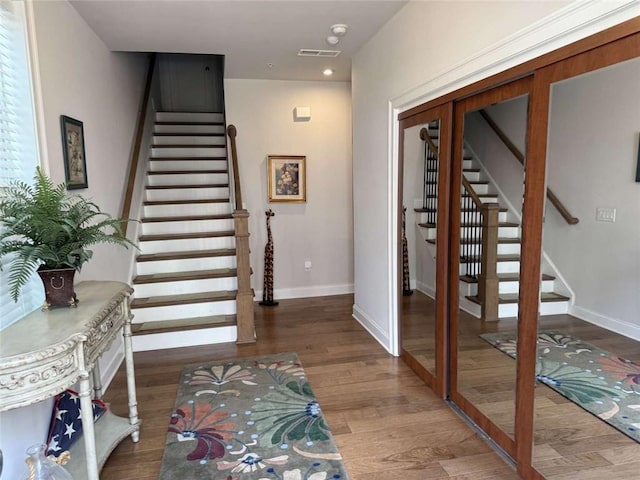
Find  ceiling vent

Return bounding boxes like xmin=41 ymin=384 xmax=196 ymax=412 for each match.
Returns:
xmin=298 ymin=49 xmax=341 ymax=58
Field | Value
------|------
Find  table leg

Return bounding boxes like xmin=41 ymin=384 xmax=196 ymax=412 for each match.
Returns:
xmin=78 ymin=371 xmax=100 ymax=480
xmin=123 ymin=318 xmax=140 ymax=442
xmin=92 ymin=362 xmax=103 ymax=400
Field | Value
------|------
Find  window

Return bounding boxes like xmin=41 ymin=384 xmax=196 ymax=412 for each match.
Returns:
xmin=0 ymin=1 xmax=42 ymax=329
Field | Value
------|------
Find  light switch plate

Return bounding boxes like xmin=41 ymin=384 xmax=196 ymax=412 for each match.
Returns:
xmin=596 ymin=207 xmax=616 ymax=222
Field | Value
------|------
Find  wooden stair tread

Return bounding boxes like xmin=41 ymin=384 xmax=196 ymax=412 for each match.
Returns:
xmin=137 ymin=248 xmax=235 ymax=262
xmin=132 ymin=315 xmax=236 ymax=335
xmin=465 ymin=291 xmax=569 ymax=305
xmin=461 ymin=193 xmax=498 ymax=198
xmin=145 ymin=183 xmax=229 ymax=190
xmin=152 ymin=144 xmax=224 ymax=148
xmin=139 ymin=231 xmax=235 ymax=241
xmin=134 ymin=268 xmax=237 ymax=284
xmin=131 ymin=290 xmax=237 ymax=309
xmin=148 ymin=170 xmax=227 ymax=175
xmin=141 ymin=214 xmax=233 ymax=223
xmin=150 ymin=156 xmax=227 ymax=161
xmin=460 ymin=273 xmax=555 ymax=283
xmin=143 ymin=198 xmax=229 ymax=206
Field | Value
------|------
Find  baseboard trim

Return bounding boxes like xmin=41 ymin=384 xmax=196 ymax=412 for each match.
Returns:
xmin=254 ymin=283 xmax=354 ymax=302
xmin=415 ymin=281 xmax=435 ymax=299
xmin=132 ymin=325 xmax=237 ymax=352
xmin=570 ymin=305 xmax=640 ymax=341
xmin=352 ymin=303 xmax=392 ymax=354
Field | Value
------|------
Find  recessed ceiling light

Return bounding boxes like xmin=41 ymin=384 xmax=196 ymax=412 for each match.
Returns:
xmin=323 ymin=68 xmax=334 ymax=76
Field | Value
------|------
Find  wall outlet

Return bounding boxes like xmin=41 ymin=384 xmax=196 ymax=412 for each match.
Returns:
xmin=596 ymin=207 xmax=616 ymax=222
xmin=304 ymin=260 xmax=312 ymax=271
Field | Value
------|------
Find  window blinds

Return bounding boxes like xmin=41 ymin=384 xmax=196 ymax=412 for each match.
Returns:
xmin=0 ymin=1 xmax=43 ymax=329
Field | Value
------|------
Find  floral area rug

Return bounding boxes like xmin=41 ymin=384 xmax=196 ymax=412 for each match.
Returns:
xmin=158 ymin=352 xmax=349 ymax=480
xmin=480 ymin=330 xmax=640 ymax=442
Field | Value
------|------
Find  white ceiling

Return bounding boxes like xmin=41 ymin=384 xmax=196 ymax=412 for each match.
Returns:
xmin=70 ymin=1 xmax=407 ymax=82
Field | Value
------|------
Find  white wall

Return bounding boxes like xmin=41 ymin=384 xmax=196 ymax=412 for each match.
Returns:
xmin=352 ymin=0 xmax=640 ymax=353
xmin=0 ymin=2 xmax=146 ymax=477
xmin=352 ymin=0 xmax=570 ymax=352
xmin=224 ymin=79 xmax=353 ymax=299
xmin=544 ymin=58 xmax=640 ymax=339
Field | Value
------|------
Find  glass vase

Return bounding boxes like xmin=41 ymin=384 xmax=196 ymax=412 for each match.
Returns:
xmin=22 ymin=444 xmax=73 ymax=480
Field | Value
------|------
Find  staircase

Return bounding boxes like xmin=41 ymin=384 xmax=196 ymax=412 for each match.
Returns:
xmin=415 ymin=122 xmax=570 ymax=320
xmin=130 ymin=111 xmax=241 ymax=350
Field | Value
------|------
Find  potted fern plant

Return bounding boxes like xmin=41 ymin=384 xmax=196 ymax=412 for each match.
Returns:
xmin=0 ymin=167 xmax=136 ymax=309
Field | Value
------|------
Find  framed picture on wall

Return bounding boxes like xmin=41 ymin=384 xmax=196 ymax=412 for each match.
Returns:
xmin=60 ymin=115 xmax=88 ymax=189
xmin=267 ymin=155 xmax=306 ymax=202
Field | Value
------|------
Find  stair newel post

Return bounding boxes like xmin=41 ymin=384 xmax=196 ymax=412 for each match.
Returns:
xmin=402 ymin=206 xmax=413 ymax=296
xmin=233 ymin=209 xmax=256 ymax=343
xmin=479 ymin=203 xmax=500 ymax=321
xmin=259 ymin=209 xmax=278 ymax=307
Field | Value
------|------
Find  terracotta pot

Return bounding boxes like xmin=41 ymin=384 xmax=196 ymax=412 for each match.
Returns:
xmin=37 ymin=267 xmax=78 ymax=310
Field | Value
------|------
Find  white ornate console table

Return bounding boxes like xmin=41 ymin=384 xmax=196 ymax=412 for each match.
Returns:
xmin=0 ymin=281 xmax=140 ymax=479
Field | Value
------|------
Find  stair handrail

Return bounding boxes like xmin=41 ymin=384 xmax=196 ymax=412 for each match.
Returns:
xmin=226 ymin=124 xmax=243 ymax=211
xmin=120 ymin=53 xmax=156 ymax=236
xmin=420 ymin=127 xmax=439 ymax=157
xmin=225 ymin=124 xmax=255 ymax=344
xmin=419 ymin=127 xmax=439 ymax=224
xmin=478 ymin=109 xmax=579 ymax=225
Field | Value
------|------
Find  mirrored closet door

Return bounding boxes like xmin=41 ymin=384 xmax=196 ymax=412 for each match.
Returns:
xmin=399 ymin=104 xmax=452 ymax=397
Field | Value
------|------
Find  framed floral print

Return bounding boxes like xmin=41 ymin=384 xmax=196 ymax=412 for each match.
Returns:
xmin=60 ymin=115 xmax=88 ymax=189
xmin=267 ymin=155 xmax=306 ymax=202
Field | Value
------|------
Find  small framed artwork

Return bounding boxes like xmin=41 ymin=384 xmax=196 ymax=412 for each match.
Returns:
xmin=267 ymin=155 xmax=306 ymax=202
xmin=60 ymin=115 xmax=88 ymax=189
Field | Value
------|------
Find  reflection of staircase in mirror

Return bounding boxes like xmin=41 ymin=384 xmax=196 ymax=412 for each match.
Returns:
xmin=415 ymin=126 xmax=570 ymax=320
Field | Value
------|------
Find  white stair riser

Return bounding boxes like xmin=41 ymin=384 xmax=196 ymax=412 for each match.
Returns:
xmin=147 ymin=173 xmax=228 ymax=186
xmin=151 ymin=147 xmax=227 ymax=157
xmin=497 ymin=243 xmax=520 ymax=255
xmin=154 ymin=124 xmax=225 ymax=134
xmin=497 ymin=261 xmax=520 ymax=274
xmin=142 ymin=218 xmax=234 ymax=235
xmin=149 ymin=160 xmax=227 ymax=172
xmin=463 ymin=171 xmax=481 ymax=182
xmin=498 ymin=301 xmax=569 ymax=318
xmin=132 ymin=326 xmax=237 ymax=352
xmin=468 ymin=184 xmax=490 ymax=195
xmin=460 ymin=282 xmax=476 ymax=297
xmin=145 ymin=187 xmax=230 ymax=202
xmin=144 ymin=202 xmax=232 ymax=217
xmin=153 ymin=135 xmax=226 ymax=146
xmin=156 ymin=112 xmax=224 ymax=123
xmin=133 ymin=277 xmax=238 ymax=298
xmin=132 ymin=299 xmax=236 ymax=323
xmin=462 ymin=159 xmax=474 ymax=170
xmin=499 ymin=278 xmax=555 ymax=294
xmin=136 ymin=256 xmax=236 ymax=275
xmin=139 ymin=236 xmax=235 ymax=254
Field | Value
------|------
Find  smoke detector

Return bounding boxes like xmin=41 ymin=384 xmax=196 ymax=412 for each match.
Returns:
xmin=330 ymin=24 xmax=348 ymax=37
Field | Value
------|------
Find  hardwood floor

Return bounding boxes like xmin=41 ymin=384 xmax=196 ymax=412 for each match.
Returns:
xmin=101 ymin=294 xmax=520 ymax=479
xmin=401 ymin=291 xmax=640 ymax=479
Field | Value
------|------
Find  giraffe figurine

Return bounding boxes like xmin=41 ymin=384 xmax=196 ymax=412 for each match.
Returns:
xmin=259 ymin=209 xmax=278 ymax=306
xmin=402 ymin=206 xmax=413 ymax=296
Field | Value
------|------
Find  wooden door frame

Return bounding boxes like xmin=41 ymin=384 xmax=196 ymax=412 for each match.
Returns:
xmin=397 ymin=103 xmax=453 ymax=398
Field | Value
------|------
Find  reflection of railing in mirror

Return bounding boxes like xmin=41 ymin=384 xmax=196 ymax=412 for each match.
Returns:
xmin=479 ymin=108 xmax=579 ymax=225
xmin=419 ymin=125 xmax=439 ymax=225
